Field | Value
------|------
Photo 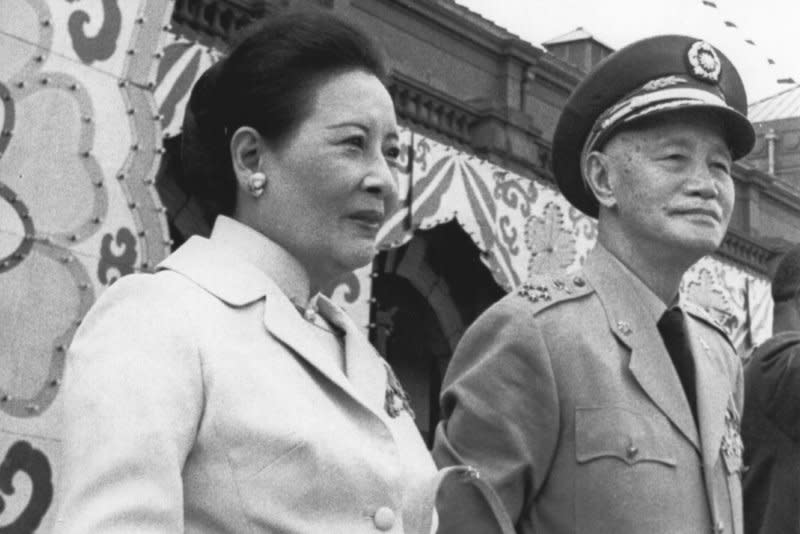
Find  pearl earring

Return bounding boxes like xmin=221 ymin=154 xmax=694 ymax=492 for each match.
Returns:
xmin=247 ymin=172 xmax=266 ymax=197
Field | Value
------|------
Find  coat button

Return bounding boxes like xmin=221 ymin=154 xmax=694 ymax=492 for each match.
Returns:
xmin=713 ymin=522 xmax=724 ymax=533
xmin=626 ymin=445 xmax=638 ymax=459
xmin=373 ymin=506 xmax=395 ymax=531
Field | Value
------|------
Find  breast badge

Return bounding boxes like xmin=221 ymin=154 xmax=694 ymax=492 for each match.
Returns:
xmin=383 ymin=362 xmax=414 ymax=419
xmin=721 ymin=407 xmax=743 ymax=475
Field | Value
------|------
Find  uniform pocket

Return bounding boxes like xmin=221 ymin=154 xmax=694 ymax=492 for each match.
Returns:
xmin=576 ymin=406 xmax=677 ymax=467
xmin=574 ymin=406 xmax=682 ymax=533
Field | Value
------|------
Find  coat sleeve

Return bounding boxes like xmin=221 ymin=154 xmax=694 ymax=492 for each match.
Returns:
xmin=432 ymin=295 xmax=559 ymax=529
xmin=55 ymin=274 xmax=204 ymax=533
xmin=759 ymin=342 xmax=800 ymax=441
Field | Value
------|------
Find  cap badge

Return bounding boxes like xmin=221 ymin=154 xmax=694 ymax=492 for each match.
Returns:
xmin=641 ymin=75 xmax=684 ymax=92
xmin=687 ymin=41 xmax=721 ymax=82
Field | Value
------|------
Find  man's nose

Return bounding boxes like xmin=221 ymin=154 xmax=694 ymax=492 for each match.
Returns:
xmin=686 ymin=164 xmax=720 ymax=199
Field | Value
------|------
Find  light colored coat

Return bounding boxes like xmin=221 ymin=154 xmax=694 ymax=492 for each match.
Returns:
xmin=433 ymin=247 xmax=745 ymax=534
xmin=57 ymin=232 xmax=436 ymax=533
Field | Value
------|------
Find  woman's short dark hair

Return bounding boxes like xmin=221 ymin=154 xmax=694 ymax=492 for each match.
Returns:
xmin=180 ymin=10 xmax=390 ymax=218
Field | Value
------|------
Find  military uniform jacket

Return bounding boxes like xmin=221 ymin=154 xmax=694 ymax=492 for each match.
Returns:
xmin=57 ymin=219 xmax=437 ymax=533
xmin=433 ymin=246 xmax=744 ymax=534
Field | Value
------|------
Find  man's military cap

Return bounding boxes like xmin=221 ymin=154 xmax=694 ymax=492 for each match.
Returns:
xmin=552 ymin=34 xmax=756 ymax=217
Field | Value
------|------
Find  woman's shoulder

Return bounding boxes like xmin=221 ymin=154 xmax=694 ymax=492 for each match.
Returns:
xmin=71 ymin=270 xmax=212 ymax=355
xmin=92 ymin=269 xmax=218 ymax=315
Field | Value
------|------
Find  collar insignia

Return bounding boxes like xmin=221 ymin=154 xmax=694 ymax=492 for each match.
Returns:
xmin=616 ymin=320 xmax=633 ymax=336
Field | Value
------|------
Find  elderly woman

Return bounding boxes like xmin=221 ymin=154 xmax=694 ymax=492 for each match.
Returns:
xmin=57 ymin=11 xmax=439 ymax=533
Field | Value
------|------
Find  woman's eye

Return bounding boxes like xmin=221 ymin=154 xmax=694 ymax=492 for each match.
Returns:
xmin=344 ymin=136 xmax=365 ymax=149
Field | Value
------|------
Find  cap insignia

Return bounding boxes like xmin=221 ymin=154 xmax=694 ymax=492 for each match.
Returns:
xmin=687 ymin=41 xmax=721 ymax=83
xmin=641 ymin=75 xmax=684 ymax=92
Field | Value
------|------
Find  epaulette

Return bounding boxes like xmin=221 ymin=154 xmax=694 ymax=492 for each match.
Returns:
xmin=684 ymin=300 xmax=736 ymax=351
xmin=516 ymin=272 xmax=593 ymax=315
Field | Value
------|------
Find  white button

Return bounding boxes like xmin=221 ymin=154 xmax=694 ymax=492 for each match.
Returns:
xmin=373 ymin=506 xmax=395 ymax=531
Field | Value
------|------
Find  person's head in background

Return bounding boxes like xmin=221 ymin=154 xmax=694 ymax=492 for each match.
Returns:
xmin=182 ymin=11 xmax=400 ymax=293
xmin=771 ymin=245 xmax=800 ymax=333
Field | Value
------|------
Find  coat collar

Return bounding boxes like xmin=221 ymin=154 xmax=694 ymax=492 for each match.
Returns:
xmin=156 ymin=223 xmax=390 ymax=423
xmin=584 ymin=245 xmax=700 ymax=450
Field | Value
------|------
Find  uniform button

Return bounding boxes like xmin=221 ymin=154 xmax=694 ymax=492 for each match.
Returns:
xmin=713 ymin=521 xmax=724 ymax=533
xmin=626 ymin=445 xmax=638 ymax=459
xmin=373 ymin=506 xmax=395 ymax=531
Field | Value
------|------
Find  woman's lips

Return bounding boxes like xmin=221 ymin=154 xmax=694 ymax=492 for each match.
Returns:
xmin=348 ymin=209 xmax=385 ymax=230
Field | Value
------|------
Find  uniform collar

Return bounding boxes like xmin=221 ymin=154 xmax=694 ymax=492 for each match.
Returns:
xmin=592 ymin=243 xmax=683 ymax=321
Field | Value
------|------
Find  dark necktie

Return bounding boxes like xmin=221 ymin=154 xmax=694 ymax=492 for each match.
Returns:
xmin=657 ymin=307 xmax=697 ymax=421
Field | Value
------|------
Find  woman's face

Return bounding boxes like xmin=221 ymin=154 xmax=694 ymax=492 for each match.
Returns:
xmin=257 ymin=69 xmax=400 ymax=288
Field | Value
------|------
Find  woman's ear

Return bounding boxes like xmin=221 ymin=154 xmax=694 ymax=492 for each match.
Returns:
xmin=230 ymin=126 xmax=266 ymax=194
xmin=583 ymin=151 xmax=617 ymax=210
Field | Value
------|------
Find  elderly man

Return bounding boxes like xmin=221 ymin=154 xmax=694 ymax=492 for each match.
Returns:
xmin=433 ymin=35 xmax=755 ymax=534
xmin=742 ymin=245 xmax=800 ymax=534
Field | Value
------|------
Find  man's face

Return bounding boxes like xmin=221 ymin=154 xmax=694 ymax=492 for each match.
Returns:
xmin=599 ymin=110 xmax=734 ymax=262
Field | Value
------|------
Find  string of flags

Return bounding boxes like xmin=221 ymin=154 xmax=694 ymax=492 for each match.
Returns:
xmin=700 ymin=0 xmax=796 ymax=84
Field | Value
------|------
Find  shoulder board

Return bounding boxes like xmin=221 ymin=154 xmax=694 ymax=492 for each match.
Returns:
xmin=683 ymin=300 xmax=735 ymax=350
xmin=515 ymin=272 xmax=593 ymax=315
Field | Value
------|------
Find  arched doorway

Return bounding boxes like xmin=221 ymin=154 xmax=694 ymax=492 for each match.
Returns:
xmin=371 ymin=221 xmax=505 ymax=445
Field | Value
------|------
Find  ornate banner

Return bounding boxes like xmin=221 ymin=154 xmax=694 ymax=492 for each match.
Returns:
xmin=0 ymin=0 xmax=174 ymax=530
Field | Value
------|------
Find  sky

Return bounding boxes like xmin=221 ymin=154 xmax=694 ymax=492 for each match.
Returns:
xmin=455 ymin=0 xmax=800 ymax=103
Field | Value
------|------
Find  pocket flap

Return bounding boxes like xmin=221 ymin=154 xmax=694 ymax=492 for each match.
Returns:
xmin=576 ymin=406 xmax=677 ymax=467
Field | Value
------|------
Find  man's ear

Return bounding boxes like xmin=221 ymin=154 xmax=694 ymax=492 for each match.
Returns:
xmin=230 ymin=126 xmax=265 ymax=191
xmin=583 ymin=151 xmax=617 ymax=209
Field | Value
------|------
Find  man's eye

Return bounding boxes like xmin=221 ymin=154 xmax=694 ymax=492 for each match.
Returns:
xmin=385 ymin=146 xmax=401 ymax=159
xmin=711 ymin=161 xmax=731 ymax=173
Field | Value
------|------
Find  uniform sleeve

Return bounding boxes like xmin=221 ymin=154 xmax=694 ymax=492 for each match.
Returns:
xmin=55 ymin=274 xmax=204 ymax=533
xmin=432 ymin=296 xmax=559 ymax=529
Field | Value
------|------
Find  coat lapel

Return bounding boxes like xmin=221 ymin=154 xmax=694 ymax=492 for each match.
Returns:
xmin=158 ymin=235 xmax=389 ymax=421
xmin=685 ymin=319 xmax=729 ymax=466
xmin=317 ymin=296 xmax=389 ymax=418
xmin=584 ymin=250 xmax=700 ymax=450
xmin=260 ymin=288 xmax=361 ymax=402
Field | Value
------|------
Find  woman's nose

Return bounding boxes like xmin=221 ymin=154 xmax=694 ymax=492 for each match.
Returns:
xmin=362 ymin=157 xmax=400 ymax=203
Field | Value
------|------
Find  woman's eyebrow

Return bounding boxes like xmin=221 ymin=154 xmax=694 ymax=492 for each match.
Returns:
xmin=326 ymin=121 xmax=368 ymax=131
